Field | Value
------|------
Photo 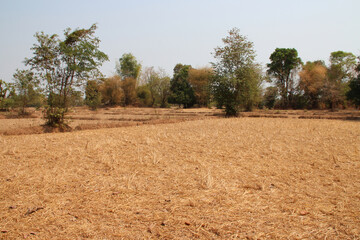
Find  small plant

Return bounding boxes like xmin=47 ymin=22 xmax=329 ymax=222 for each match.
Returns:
xmin=43 ymin=107 xmax=67 ymax=127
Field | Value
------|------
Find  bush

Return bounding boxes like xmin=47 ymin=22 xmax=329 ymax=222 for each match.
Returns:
xmin=0 ymin=98 xmax=16 ymax=111
xmin=43 ymin=107 xmax=67 ymax=127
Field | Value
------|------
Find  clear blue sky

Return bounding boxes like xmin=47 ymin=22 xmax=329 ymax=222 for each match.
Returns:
xmin=1 ymin=0 xmax=359 ymax=82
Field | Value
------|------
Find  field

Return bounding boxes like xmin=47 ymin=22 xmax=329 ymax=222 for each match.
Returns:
xmin=0 ymin=108 xmax=360 ymax=239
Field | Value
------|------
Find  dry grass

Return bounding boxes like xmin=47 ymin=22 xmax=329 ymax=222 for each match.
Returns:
xmin=1 ymin=117 xmax=359 ymax=239
xmin=0 ymin=107 xmax=223 ymax=135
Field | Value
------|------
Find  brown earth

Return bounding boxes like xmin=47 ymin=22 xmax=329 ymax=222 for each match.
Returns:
xmin=0 ymin=117 xmax=359 ymax=239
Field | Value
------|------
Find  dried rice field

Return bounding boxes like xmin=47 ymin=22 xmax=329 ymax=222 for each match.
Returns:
xmin=1 ymin=114 xmax=360 ymax=239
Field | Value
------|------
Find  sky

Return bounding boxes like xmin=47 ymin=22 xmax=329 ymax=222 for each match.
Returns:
xmin=1 ymin=0 xmax=359 ymax=82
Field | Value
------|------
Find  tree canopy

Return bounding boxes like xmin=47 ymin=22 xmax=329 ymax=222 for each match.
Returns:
xmin=212 ymin=28 xmax=262 ymax=115
xmin=169 ymin=64 xmax=196 ymax=108
xmin=25 ymin=24 xmax=108 ymax=125
xmin=116 ymin=53 xmax=142 ymax=80
xmin=267 ymin=48 xmax=302 ymax=108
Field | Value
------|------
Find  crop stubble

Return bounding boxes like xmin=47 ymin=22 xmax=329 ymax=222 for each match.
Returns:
xmin=0 ymin=118 xmax=359 ymax=239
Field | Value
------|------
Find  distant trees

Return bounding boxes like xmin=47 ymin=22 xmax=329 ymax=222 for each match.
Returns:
xmin=0 ymin=80 xmax=15 ymax=111
xmin=298 ymin=61 xmax=327 ymax=109
xmin=99 ymin=76 xmax=124 ymax=106
xmin=4 ymin=25 xmax=359 ymax=116
xmin=85 ymin=80 xmax=102 ymax=110
xmin=267 ymin=48 xmax=302 ymax=108
xmin=346 ymin=61 xmax=360 ymax=108
xmin=263 ymin=86 xmax=278 ymax=109
xmin=25 ymin=24 xmax=108 ymax=126
xmin=211 ymin=28 xmax=262 ymax=116
xmin=141 ymin=67 xmax=171 ymax=107
xmin=188 ymin=68 xmax=213 ymax=107
xmin=169 ymin=64 xmax=196 ymax=108
xmin=324 ymin=51 xmax=357 ymax=109
xmin=13 ymin=69 xmax=41 ymax=114
xmin=116 ymin=53 xmax=141 ymax=106
xmin=116 ymin=53 xmax=142 ymax=79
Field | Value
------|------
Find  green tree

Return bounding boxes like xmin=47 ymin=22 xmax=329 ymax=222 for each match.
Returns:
xmin=136 ymin=85 xmax=152 ymax=107
xmin=85 ymin=80 xmax=102 ymax=110
xmin=298 ymin=61 xmax=327 ymax=109
xmin=68 ymin=90 xmax=84 ymax=107
xmin=142 ymin=67 xmax=171 ymax=107
xmin=25 ymin=24 xmax=108 ymax=126
xmin=13 ymin=69 xmax=40 ymax=114
xmin=169 ymin=64 xmax=196 ymax=108
xmin=158 ymin=76 xmax=171 ymax=108
xmin=142 ymin=67 xmax=160 ymax=106
xmin=116 ymin=53 xmax=142 ymax=80
xmin=263 ymin=86 xmax=278 ymax=109
xmin=346 ymin=62 xmax=360 ymax=108
xmin=0 ymin=80 xmax=16 ymax=111
xmin=211 ymin=28 xmax=262 ymax=116
xmin=267 ymin=48 xmax=302 ymax=108
xmin=324 ymin=51 xmax=357 ymax=109
xmin=330 ymin=51 xmax=357 ymax=81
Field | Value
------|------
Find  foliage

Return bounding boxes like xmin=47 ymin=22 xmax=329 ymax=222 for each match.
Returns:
xmin=85 ymin=80 xmax=102 ymax=110
xmin=13 ymin=69 xmax=40 ymax=114
xmin=25 ymin=24 xmax=108 ymax=126
xmin=346 ymin=62 xmax=360 ymax=108
xmin=136 ymin=85 xmax=152 ymax=107
xmin=188 ymin=67 xmax=213 ymax=107
xmin=298 ymin=61 xmax=327 ymax=109
xmin=267 ymin=48 xmax=302 ymax=108
xmin=158 ymin=76 xmax=171 ymax=108
xmin=211 ymin=28 xmax=262 ymax=116
xmin=43 ymin=107 xmax=66 ymax=127
xmin=330 ymin=51 xmax=357 ymax=82
xmin=263 ymin=86 xmax=278 ymax=109
xmin=142 ymin=67 xmax=171 ymax=107
xmin=99 ymin=76 xmax=124 ymax=106
xmin=0 ymin=80 xmax=16 ymax=110
xmin=116 ymin=53 xmax=142 ymax=80
xmin=68 ymin=90 xmax=84 ymax=107
xmin=122 ymin=77 xmax=137 ymax=106
xmin=169 ymin=64 xmax=196 ymax=108
xmin=323 ymin=51 xmax=357 ymax=109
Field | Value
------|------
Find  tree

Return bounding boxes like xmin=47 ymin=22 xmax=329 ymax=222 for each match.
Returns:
xmin=100 ymin=76 xmax=124 ymax=106
xmin=0 ymin=80 xmax=16 ymax=111
xmin=188 ymin=67 xmax=213 ymax=107
xmin=324 ymin=51 xmax=357 ymax=109
xmin=298 ymin=61 xmax=327 ymax=109
xmin=142 ymin=67 xmax=160 ymax=106
xmin=121 ymin=77 xmax=137 ymax=106
xmin=267 ymin=48 xmax=302 ymax=108
xmin=85 ymin=80 xmax=102 ymax=110
xmin=263 ymin=86 xmax=278 ymax=109
xmin=116 ymin=53 xmax=142 ymax=80
xmin=12 ymin=69 xmax=40 ymax=114
xmin=330 ymin=51 xmax=357 ymax=81
xmin=25 ymin=24 xmax=108 ymax=126
xmin=158 ymin=76 xmax=171 ymax=108
xmin=142 ymin=67 xmax=171 ymax=107
xmin=169 ymin=64 xmax=196 ymax=108
xmin=211 ymin=28 xmax=262 ymax=116
xmin=116 ymin=53 xmax=141 ymax=106
xmin=136 ymin=85 xmax=152 ymax=107
xmin=346 ymin=62 xmax=360 ymax=108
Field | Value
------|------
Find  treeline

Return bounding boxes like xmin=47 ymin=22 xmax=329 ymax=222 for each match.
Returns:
xmin=0 ymin=25 xmax=359 ymax=125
